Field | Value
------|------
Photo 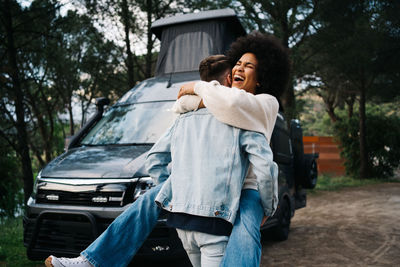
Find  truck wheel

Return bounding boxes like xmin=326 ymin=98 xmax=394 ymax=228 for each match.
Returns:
xmin=270 ymin=198 xmax=291 ymax=241
xmin=302 ymin=154 xmax=318 ymax=189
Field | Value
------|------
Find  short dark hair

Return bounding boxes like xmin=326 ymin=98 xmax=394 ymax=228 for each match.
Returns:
xmin=199 ymin=55 xmax=232 ymax=83
xmin=227 ymin=31 xmax=290 ymax=98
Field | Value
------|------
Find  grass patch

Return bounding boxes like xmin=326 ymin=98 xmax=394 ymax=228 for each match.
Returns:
xmin=308 ymin=174 xmax=397 ymax=194
xmin=0 ymin=217 xmax=43 ymax=266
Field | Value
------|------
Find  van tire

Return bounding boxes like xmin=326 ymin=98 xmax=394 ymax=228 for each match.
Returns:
xmin=302 ymin=155 xmax=318 ymax=189
xmin=270 ymin=198 xmax=291 ymax=241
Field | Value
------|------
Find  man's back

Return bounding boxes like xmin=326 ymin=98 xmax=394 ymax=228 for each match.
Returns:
xmin=147 ymin=108 xmax=271 ymax=223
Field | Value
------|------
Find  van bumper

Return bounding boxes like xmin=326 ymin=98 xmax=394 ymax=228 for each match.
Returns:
xmin=23 ymin=198 xmax=186 ymax=262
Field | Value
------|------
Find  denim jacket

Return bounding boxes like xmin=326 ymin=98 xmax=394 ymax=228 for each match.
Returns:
xmin=145 ymin=109 xmax=278 ymax=224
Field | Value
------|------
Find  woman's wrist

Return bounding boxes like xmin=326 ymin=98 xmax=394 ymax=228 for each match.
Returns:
xmin=178 ymin=82 xmax=197 ymax=99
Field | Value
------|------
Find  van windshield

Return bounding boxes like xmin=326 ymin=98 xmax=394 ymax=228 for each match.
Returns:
xmin=81 ymin=101 xmax=177 ymax=145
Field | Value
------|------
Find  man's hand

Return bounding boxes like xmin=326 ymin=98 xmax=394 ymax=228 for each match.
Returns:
xmin=261 ymin=216 xmax=268 ymax=227
xmin=178 ymin=82 xmax=196 ymax=99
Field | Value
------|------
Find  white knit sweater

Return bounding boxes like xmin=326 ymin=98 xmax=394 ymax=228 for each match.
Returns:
xmin=172 ymin=80 xmax=279 ymax=191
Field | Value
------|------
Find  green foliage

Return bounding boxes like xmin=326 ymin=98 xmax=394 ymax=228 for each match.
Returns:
xmin=334 ymin=106 xmax=400 ymax=178
xmin=0 ymin=143 xmax=24 ymax=219
xmin=0 ymin=217 xmax=42 ymax=266
xmin=298 ymin=0 xmax=400 ymax=178
xmin=50 ymin=10 xmax=127 ymax=125
xmin=298 ymin=94 xmax=336 ymax=136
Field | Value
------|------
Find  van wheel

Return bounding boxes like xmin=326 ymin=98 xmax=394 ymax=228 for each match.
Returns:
xmin=270 ymin=198 xmax=291 ymax=241
xmin=302 ymin=154 xmax=318 ymax=189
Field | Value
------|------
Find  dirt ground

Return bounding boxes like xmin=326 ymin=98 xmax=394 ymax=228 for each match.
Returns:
xmin=260 ymin=183 xmax=400 ymax=267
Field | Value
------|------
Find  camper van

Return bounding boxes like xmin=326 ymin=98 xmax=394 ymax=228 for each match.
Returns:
xmin=23 ymin=9 xmax=318 ymax=263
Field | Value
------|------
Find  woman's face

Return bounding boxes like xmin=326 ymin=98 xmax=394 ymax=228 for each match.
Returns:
xmin=231 ymin=52 xmax=258 ymax=94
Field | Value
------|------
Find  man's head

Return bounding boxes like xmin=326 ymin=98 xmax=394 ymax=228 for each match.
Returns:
xmin=199 ymin=55 xmax=232 ymax=86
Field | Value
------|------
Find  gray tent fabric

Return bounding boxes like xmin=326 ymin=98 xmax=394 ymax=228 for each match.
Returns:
xmin=155 ymin=20 xmax=237 ymax=76
xmin=151 ymin=8 xmax=240 ymax=38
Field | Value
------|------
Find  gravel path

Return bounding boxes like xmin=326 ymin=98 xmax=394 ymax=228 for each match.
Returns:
xmin=260 ymin=183 xmax=400 ymax=267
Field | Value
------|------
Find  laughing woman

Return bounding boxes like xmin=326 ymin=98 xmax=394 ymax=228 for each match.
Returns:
xmin=175 ymin=31 xmax=290 ymax=267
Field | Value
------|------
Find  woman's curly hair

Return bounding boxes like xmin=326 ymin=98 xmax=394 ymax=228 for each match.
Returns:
xmin=227 ymin=31 xmax=290 ymax=98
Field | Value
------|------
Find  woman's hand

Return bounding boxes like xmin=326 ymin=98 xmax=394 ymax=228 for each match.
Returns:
xmin=178 ymin=82 xmax=196 ymax=99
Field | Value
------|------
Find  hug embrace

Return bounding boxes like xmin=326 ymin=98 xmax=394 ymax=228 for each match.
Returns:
xmin=46 ymin=31 xmax=290 ymax=267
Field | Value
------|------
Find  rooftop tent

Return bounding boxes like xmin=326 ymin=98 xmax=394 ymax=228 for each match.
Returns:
xmin=151 ymin=9 xmax=246 ymax=76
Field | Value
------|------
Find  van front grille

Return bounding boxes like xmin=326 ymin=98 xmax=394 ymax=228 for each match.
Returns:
xmin=36 ymin=190 xmax=127 ymax=207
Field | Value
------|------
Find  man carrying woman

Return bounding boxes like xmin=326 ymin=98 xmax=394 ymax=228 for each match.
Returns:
xmin=46 ymin=31 xmax=290 ymax=267
xmin=145 ymin=52 xmax=276 ymax=267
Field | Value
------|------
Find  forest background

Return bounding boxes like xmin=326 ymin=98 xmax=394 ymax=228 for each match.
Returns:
xmin=1 ymin=0 xmax=400 ymax=218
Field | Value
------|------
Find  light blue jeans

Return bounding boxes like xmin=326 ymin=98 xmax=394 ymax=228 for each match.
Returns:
xmin=220 ymin=189 xmax=264 ymax=267
xmin=176 ymin=229 xmax=229 ymax=267
xmin=81 ymin=185 xmax=263 ymax=267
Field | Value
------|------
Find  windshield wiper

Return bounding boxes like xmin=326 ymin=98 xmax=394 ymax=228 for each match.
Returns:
xmin=79 ymin=143 xmax=101 ymax=147
xmin=108 ymin=143 xmax=154 ymax=146
xmin=80 ymin=143 xmax=153 ymax=147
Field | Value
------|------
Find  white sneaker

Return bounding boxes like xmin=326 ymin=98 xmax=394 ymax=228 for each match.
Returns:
xmin=45 ymin=255 xmax=93 ymax=267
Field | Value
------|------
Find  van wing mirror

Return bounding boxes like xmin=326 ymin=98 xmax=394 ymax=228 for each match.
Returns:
xmin=67 ymin=97 xmax=110 ymax=150
xmin=95 ymin=97 xmax=110 ymax=113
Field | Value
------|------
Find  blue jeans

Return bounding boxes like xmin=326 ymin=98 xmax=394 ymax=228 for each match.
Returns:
xmin=81 ymin=183 xmax=163 ymax=267
xmin=220 ymin=189 xmax=264 ymax=267
xmin=82 ymin=186 xmax=262 ymax=267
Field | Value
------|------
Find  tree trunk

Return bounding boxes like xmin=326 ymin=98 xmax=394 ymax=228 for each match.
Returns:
xmin=33 ymin=146 xmax=46 ymax=168
xmin=58 ymin=117 xmax=66 ymax=140
xmin=29 ymin=89 xmax=52 ymax=163
xmin=346 ymin=94 xmax=355 ymax=118
xmin=68 ymin=98 xmax=75 ymax=136
xmin=326 ymin=106 xmax=338 ymax=122
xmin=35 ymin=106 xmax=52 ymax=162
xmin=4 ymin=0 xmax=33 ymax=203
xmin=282 ymin=82 xmax=295 ymax=121
xmin=43 ymin=94 xmax=54 ymax=163
xmin=122 ymin=0 xmax=135 ymax=88
xmin=145 ymin=0 xmax=153 ymax=78
xmin=80 ymin=100 xmax=85 ymax=128
xmin=279 ymin=16 xmax=295 ymax=119
xmin=359 ymin=86 xmax=368 ymax=178
xmin=280 ymin=27 xmax=295 ymax=121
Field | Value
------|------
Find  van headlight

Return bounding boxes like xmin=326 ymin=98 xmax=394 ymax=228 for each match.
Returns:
xmin=134 ymin=177 xmax=155 ymax=201
xmin=32 ymin=171 xmax=42 ymax=198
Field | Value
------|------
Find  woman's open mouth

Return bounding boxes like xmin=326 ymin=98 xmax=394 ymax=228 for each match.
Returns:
xmin=233 ymin=75 xmax=245 ymax=87
xmin=233 ymin=75 xmax=244 ymax=82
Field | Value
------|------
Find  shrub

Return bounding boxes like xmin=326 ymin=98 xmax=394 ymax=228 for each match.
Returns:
xmin=0 ymin=144 xmax=24 ymax=219
xmin=334 ymin=106 xmax=400 ymax=178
